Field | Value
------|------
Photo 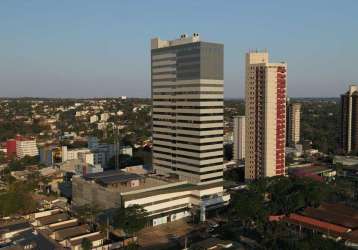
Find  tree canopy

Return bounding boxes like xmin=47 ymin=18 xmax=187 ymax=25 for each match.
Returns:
xmin=81 ymin=238 xmax=92 ymax=250
xmin=112 ymin=205 xmax=148 ymax=236
xmin=225 ymin=176 xmax=347 ymax=249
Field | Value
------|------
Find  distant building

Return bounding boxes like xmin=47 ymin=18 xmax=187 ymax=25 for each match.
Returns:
xmin=287 ymin=102 xmax=301 ymax=146
xmin=61 ymin=146 xmax=91 ymax=162
xmin=6 ymin=139 xmax=17 ymax=158
xmin=16 ymin=136 xmax=39 ymax=158
xmin=89 ymin=114 xmax=98 ymax=124
xmin=233 ymin=116 xmax=245 ymax=162
xmin=40 ymin=145 xmax=57 ymax=165
xmin=245 ymin=51 xmax=287 ymax=180
xmin=288 ymin=163 xmax=336 ymax=182
xmin=340 ymin=84 xmax=358 ymax=154
xmin=88 ymin=136 xmax=100 ymax=150
xmin=100 ymin=113 xmax=110 ymax=122
xmin=121 ymin=145 xmax=133 ymax=156
xmin=78 ymin=152 xmax=94 ymax=165
xmin=57 ymin=158 xmax=102 ymax=177
xmin=97 ymin=122 xmax=108 ymax=130
xmin=87 ymin=136 xmax=117 ymax=168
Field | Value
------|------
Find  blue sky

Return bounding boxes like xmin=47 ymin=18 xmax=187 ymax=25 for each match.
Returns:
xmin=0 ymin=0 xmax=357 ymax=98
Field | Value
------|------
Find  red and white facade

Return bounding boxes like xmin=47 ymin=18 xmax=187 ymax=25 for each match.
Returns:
xmin=245 ymin=51 xmax=287 ymax=180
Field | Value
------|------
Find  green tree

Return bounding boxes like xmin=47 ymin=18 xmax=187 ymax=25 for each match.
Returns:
xmin=230 ymin=190 xmax=267 ymax=228
xmin=75 ymin=204 xmax=101 ymax=230
xmin=81 ymin=238 xmax=92 ymax=250
xmin=112 ymin=205 xmax=148 ymax=236
xmin=0 ymin=184 xmax=37 ymax=217
xmin=0 ymin=151 xmax=6 ymax=164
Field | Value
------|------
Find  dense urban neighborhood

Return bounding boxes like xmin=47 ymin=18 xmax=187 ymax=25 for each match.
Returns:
xmin=0 ymin=91 xmax=356 ymax=250
xmin=0 ymin=2 xmax=357 ymax=248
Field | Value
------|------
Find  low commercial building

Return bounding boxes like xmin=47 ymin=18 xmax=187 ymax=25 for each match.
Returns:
xmin=288 ymin=163 xmax=336 ymax=181
xmin=0 ymin=220 xmax=60 ymax=249
xmin=334 ymin=155 xmax=358 ymax=167
xmin=279 ymin=203 xmax=358 ymax=247
xmin=72 ymin=170 xmax=230 ymax=226
xmin=14 ymin=206 xmax=122 ymax=250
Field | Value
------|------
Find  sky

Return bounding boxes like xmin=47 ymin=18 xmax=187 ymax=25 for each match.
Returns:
xmin=0 ymin=1 xmax=357 ymax=98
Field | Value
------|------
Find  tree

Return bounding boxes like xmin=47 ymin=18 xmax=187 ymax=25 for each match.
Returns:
xmin=0 ymin=184 xmax=37 ymax=217
xmin=75 ymin=204 xmax=101 ymax=230
xmin=81 ymin=238 xmax=92 ymax=250
xmin=112 ymin=205 xmax=148 ymax=236
xmin=224 ymin=144 xmax=233 ymax=161
xmin=226 ymin=175 xmax=345 ymax=249
xmin=229 ymin=190 xmax=267 ymax=228
xmin=224 ymin=167 xmax=244 ymax=183
xmin=0 ymin=151 xmax=6 ymax=164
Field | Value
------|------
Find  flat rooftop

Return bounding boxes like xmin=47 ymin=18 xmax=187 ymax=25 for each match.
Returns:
xmin=55 ymin=225 xmax=90 ymax=241
xmin=69 ymin=232 xmax=105 ymax=246
xmin=48 ymin=220 xmax=78 ymax=232
xmin=0 ymin=221 xmax=31 ymax=234
xmin=289 ymin=164 xmax=331 ymax=174
xmin=84 ymin=170 xmax=144 ymax=185
xmin=37 ymin=213 xmax=69 ymax=226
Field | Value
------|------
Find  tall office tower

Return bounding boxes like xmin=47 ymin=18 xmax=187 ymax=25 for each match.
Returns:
xmin=287 ymin=102 xmax=301 ymax=146
xmin=233 ymin=116 xmax=245 ymax=163
xmin=151 ymin=34 xmax=225 ymax=203
xmin=245 ymin=51 xmax=287 ymax=180
xmin=340 ymin=85 xmax=358 ymax=154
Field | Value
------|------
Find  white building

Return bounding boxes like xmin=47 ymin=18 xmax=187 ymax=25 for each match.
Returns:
xmin=16 ymin=137 xmax=39 ymax=158
xmin=78 ymin=152 xmax=94 ymax=165
xmin=61 ymin=146 xmax=91 ymax=162
xmin=72 ymin=170 xmax=229 ymax=226
xmin=151 ymin=34 xmax=229 ymax=220
xmin=233 ymin=116 xmax=245 ymax=162
xmin=100 ymin=113 xmax=110 ymax=122
xmin=89 ymin=115 xmax=98 ymax=124
xmin=287 ymin=102 xmax=301 ymax=146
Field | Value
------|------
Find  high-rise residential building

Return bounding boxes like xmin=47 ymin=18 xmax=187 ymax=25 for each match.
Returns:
xmin=287 ymin=101 xmax=301 ymax=146
xmin=340 ymin=85 xmax=358 ymax=154
xmin=245 ymin=51 xmax=287 ymax=180
xmin=151 ymin=34 xmax=228 ymax=214
xmin=233 ymin=116 xmax=245 ymax=162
